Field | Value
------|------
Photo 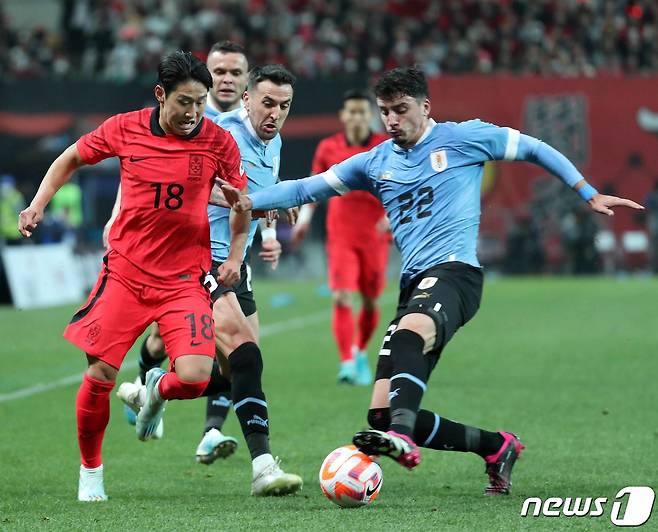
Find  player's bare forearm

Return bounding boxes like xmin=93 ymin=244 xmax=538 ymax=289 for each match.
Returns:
xmin=19 ymin=144 xmax=86 ymax=237
xmin=31 ymin=144 xmax=85 ymax=210
xmin=227 ymin=204 xmax=250 ymax=262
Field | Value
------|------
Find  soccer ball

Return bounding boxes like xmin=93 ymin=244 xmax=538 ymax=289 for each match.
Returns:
xmin=319 ymin=445 xmax=383 ymax=508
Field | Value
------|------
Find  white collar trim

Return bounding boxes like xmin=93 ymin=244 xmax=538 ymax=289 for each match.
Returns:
xmin=240 ymin=108 xmax=268 ymax=146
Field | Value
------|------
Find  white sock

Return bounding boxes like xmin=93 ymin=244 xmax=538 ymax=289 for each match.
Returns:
xmin=252 ymin=453 xmax=274 ymax=475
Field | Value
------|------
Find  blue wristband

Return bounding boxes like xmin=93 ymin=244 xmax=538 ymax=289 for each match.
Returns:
xmin=577 ymin=183 xmax=598 ymax=201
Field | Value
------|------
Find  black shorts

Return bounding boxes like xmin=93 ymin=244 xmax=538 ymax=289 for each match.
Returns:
xmin=204 ymin=260 xmax=257 ymax=317
xmin=374 ymin=262 xmax=483 ymax=381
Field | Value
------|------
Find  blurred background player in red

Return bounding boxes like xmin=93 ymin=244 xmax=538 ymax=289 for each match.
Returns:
xmin=292 ymin=90 xmax=389 ymax=385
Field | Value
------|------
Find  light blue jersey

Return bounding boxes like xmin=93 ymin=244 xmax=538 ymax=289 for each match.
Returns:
xmin=248 ymin=119 xmax=595 ymax=287
xmin=208 ymin=108 xmax=281 ymax=262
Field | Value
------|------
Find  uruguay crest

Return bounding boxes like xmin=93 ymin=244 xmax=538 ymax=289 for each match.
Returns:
xmin=430 ymin=149 xmax=448 ymax=172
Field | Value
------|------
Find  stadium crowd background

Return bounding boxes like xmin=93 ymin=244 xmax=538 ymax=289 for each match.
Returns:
xmin=2 ymin=0 xmax=658 ymax=292
xmin=3 ymin=0 xmax=658 ymax=81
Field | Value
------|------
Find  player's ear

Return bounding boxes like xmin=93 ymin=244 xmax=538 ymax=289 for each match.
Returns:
xmin=242 ymin=90 xmax=250 ymax=111
xmin=154 ymin=84 xmax=166 ymax=105
xmin=423 ymin=98 xmax=431 ymax=118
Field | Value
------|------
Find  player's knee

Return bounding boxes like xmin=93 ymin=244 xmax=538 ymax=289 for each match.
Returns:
xmin=396 ymin=314 xmax=437 ymax=354
xmin=86 ymin=357 xmax=118 ymax=382
xmin=362 ymin=296 xmax=378 ymax=312
xmin=228 ymin=342 xmax=263 ymax=377
xmin=333 ymin=290 xmax=352 ymax=307
xmin=367 ymin=408 xmax=390 ymax=431
xmin=146 ymin=334 xmax=166 ymax=359
xmin=175 ymin=361 xmax=213 ymax=383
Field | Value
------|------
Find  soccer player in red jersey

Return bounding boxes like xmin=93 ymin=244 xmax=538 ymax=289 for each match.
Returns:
xmin=18 ymin=51 xmax=247 ymax=502
xmin=292 ymin=90 xmax=389 ymax=385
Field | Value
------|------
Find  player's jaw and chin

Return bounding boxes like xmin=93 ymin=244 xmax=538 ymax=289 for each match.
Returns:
xmin=378 ymin=94 xmax=431 ymax=149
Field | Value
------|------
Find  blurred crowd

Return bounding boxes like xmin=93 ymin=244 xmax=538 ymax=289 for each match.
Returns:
xmin=3 ymin=0 xmax=658 ymax=81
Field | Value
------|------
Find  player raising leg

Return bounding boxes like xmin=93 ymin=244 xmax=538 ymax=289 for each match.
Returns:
xmin=19 ymin=51 xmax=247 ymax=501
xmin=220 ymin=66 xmax=643 ymax=496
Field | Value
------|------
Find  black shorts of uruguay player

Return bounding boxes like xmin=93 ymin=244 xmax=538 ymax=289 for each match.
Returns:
xmin=206 ymin=259 xmax=257 ymax=317
xmin=374 ymin=262 xmax=483 ymax=381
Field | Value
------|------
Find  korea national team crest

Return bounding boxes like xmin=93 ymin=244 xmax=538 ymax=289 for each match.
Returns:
xmin=188 ymin=154 xmax=203 ymax=181
xmin=430 ymin=149 xmax=448 ymax=173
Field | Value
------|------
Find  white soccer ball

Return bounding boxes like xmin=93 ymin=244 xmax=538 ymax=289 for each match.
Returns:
xmin=319 ymin=444 xmax=383 ymax=508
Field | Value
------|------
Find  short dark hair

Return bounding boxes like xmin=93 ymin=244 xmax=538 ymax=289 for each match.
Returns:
xmin=208 ymin=40 xmax=247 ymax=58
xmin=342 ymin=89 xmax=371 ymax=105
xmin=247 ymin=64 xmax=296 ymax=91
xmin=374 ymin=67 xmax=428 ymax=101
xmin=158 ymin=50 xmax=212 ymax=94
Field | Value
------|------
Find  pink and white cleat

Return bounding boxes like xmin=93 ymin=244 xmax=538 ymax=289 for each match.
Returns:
xmin=483 ymin=432 xmax=525 ymax=495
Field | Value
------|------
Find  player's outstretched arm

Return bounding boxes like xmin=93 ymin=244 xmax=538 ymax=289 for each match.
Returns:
xmin=18 ymin=143 xmax=86 ymax=237
xmin=515 ymin=133 xmax=644 ymax=215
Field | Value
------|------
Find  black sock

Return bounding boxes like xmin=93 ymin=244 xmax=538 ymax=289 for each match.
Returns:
xmin=202 ymin=358 xmax=232 ymax=432
xmin=202 ymin=357 xmax=232 ymax=396
xmin=388 ymin=330 xmax=429 ymax=438
xmin=138 ymin=337 xmax=166 ymax=384
xmin=204 ymin=393 xmax=232 ymax=433
xmin=228 ymin=342 xmax=270 ymax=459
xmin=413 ymin=409 xmax=504 ymax=457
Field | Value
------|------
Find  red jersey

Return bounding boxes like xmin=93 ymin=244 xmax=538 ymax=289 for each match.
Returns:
xmin=311 ymin=132 xmax=389 ymax=241
xmin=77 ymin=107 xmax=246 ymax=287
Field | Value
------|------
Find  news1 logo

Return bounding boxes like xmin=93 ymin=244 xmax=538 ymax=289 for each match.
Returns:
xmin=521 ymin=486 xmax=655 ymax=526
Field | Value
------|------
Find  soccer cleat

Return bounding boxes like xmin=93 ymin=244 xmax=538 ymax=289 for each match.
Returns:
xmin=135 ymin=368 xmax=167 ymax=441
xmin=251 ymin=457 xmax=303 ymax=496
xmin=195 ymin=428 xmax=238 ymax=465
xmin=337 ymin=360 xmax=357 ymax=384
xmin=353 ymin=429 xmax=421 ymax=469
xmin=78 ymin=464 xmax=107 ymax=502
xmin=117 ymin=378 xmax=163 ymax=438
xmin=483 ymin=432 xmax=525 ymax=495
xmin=353 ymin=348 xmax=372 ymax=386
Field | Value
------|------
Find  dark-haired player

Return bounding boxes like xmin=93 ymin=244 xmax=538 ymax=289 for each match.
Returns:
xmin=293 ymin=90 xmax=389 ymax=385
xmin=113 ymin=40 xmax=254 ymax=461
xmin=18 ymin=50 xmax=247 ymax=501
xmin=220 ymin=67 xmax=643 ymax=495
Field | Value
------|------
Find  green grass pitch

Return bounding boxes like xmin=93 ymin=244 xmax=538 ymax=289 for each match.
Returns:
xmin=0 ymin=277 xmax=656 ymax=531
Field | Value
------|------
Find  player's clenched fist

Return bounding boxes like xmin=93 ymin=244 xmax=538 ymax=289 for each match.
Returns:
xmin=218 ymin=180 xmax=253 ymax=213
xmin=18 ymin=206 xmax=44 ymax=237
xmin=216 ymin=258 xmax=241 ymax=287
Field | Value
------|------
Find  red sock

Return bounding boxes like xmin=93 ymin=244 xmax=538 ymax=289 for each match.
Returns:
xmin=332 ymin=304 xmax=354 ymax=362
xmin=76 ymin=373 xmax=114 ymax=469
xmin=357 ymin=307 xmax=380 ymax=350
xmin=158 ymin=372 xmax=209 ymax=400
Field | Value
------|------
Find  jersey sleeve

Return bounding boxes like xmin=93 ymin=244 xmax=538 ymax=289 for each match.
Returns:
xmin=76 ymin=115 xmax=122 ymax=164
xmin=456 ymin=119 xmax=520 ymax=163
xmin=217 ymin=132 xmax=247 ymax=190
xmin=328 ymin=151 xmax=373 ymax=193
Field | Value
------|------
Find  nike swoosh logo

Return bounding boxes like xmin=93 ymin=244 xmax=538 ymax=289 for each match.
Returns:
xmin=190 ymin=341 xmax=202 ymax=346
xmin=130 ymin=155 xmax=149 ymax=162
xmin=365 ymin=478 xmax=382 ymax=497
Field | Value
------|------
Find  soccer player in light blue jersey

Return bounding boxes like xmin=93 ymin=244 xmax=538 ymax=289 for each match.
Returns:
xmin=200 ymin=64 xmax=302 ymax=496
xmin=221 ymin=67 xmax=643 ymax=495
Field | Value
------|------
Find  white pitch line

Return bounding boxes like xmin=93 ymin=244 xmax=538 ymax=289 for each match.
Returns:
xmin=0 ymin=291 xmax=396 ymax=404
